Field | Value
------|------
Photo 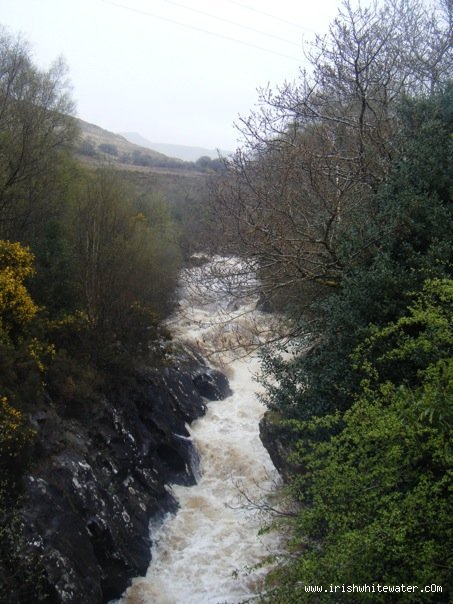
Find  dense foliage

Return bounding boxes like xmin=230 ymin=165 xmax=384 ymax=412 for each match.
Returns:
xmin=1 ymin=0 xmax=452 ymax=599
xmin=262 ymin=279 xmax=452 ymax=603
xmin=0 ymin=27 xmax=191 ymax=600
xmin=212 ymin=0 xmax=452 ymax=308
xmin=208 ymin=0 xmax=452 ymax=600
xmin=260 ymin=86 xmax=453 ymax=423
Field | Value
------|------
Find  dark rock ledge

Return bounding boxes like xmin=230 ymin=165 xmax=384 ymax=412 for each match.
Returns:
xmin=20 ymin=354 xmax=231 ymax=604
xmin=259 ymin=411 xmax=299 ymax=480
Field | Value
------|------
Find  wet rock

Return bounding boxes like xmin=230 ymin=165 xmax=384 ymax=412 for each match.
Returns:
xmin=20 ymin=356 xmax=230 ymax=604
xmin=259 ymin=411 xmax=298 ymax=479
xmin=192 ymin=367 xmax=232 ymax=400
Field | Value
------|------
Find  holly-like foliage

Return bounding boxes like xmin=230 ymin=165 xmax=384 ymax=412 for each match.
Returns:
xmin=261 ymin=279 xmax=452 ymax=602
xmin=258 ymin=84 xmax=452 ymax=602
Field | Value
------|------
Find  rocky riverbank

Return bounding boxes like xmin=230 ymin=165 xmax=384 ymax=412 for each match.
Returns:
xmin=19 ymin=351 xmax=231 ymax=604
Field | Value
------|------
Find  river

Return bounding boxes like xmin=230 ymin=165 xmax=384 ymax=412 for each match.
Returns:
xmin=117 ymin=258 xmax=282 ymax=604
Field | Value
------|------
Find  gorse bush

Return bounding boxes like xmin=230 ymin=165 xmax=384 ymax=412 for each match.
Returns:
xmin=0 ymin=241 xmax=38 ymax=328
xmin=0 ymin=395 xmax=36 ymax=474
xmin=0 ymin=240 xmax=54 ymax=407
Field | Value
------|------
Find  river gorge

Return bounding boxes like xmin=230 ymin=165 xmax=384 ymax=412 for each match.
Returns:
xmin=116 ymin=258 xmax=282 ymax=603
xmin=17 ymin=258 xmax=282 ymax=604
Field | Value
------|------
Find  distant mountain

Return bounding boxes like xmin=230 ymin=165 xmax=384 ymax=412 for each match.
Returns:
xmin=76 ymin=119 xmax=173 ymax=161
xmin=121 ymin=132 xmax=231 ymax=162
xmin=74 ymin=118 xmax=206 ymax=175
xmin=74 ymin=119 xmax=227 ymax=175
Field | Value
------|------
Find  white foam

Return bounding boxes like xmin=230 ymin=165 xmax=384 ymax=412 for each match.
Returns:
xmin=119 ymin=258 xmax=281 ymax=604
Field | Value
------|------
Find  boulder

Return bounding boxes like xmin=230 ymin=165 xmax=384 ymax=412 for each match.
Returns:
xmin=192 ymin=367 xmax=232 ymax=401
xmin=259 ymin=411 xmax=299 ymax=479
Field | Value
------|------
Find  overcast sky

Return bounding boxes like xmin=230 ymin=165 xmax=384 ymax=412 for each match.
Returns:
xmin=2 ymin=0 xmax=347 ymax=151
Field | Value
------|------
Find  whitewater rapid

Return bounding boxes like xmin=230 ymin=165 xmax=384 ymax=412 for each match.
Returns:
xmin=118 ymin=258 xmax=282 ymax=604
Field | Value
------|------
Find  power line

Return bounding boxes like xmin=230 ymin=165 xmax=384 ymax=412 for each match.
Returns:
xmin=98 ymin=0 xmax=301 ymax=61
xmin=224 ymin=0 xmax=316 ymax=34
xmin=158 ymin=0 xmax=302 ymax=47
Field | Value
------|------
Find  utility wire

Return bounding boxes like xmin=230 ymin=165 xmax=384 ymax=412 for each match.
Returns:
xmin=158 ymin=0 xmax=302 ymax=47
xmin=224 ymin=0 xmax=316 ymax=33
xmin=99 ymin=0 xmax=302 ymax=61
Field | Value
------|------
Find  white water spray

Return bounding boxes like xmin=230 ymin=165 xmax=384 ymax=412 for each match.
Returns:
xmin=118 ymin=258 xmax=282 ymax=604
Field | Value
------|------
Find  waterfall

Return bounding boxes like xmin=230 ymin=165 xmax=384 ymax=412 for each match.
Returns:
xmin=117 ymin=257 xmax=282 ymax=604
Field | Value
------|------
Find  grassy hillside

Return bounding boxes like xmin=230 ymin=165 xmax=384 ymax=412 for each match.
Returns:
xmin=75 ymin=118 xmax=202 ymax=175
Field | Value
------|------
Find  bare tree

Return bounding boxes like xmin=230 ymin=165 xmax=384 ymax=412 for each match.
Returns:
xmin=209 ymin=0 xmax=452 ymax=312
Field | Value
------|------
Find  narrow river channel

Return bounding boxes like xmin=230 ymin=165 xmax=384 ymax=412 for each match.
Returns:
xmin=117 ymin=258 xmax=281 ymax=604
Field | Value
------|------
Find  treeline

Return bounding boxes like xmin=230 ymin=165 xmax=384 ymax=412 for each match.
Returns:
xmin=211 ymin=0 xmax=452 ymax=601
xmin=0 ymin=27 xmax=183 ymax=389
xmin=0 ymin=27 xmax=190 ymax=599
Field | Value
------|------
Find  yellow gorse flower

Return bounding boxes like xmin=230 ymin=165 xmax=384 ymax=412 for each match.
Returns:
xmin=0 ymin=240 xmax=38 ymax=327
xmin=0 ymin=396 xmax=36 ymax=459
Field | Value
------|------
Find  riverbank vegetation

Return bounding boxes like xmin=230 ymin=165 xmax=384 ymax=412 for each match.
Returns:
xmin=0 ymin=25 xmax=210 ymax=600
xmin=210 ymin=0 xmax=452 ymax=601
xmin=1 ymin=0 xmax=452 ymax=599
